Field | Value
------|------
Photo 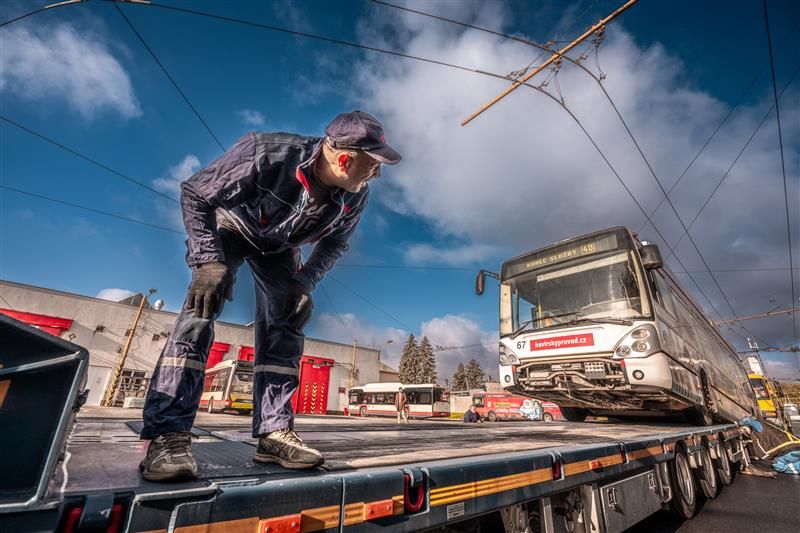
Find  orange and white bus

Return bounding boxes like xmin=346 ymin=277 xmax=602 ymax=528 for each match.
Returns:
xmin=347 ymin=382 xmax=450 ymax=418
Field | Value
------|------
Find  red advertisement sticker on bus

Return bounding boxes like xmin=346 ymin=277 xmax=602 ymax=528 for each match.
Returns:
xmin=530 ymin=333 xmax=594 ymax=351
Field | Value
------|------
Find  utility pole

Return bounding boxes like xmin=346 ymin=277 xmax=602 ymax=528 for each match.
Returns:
xmin=349 ymin=338 xmax=358 ymax=389
xmin=102 ymin=289 xmax=156 ymax=407
xmin=461 ymin=0 xmax=638 ymax=126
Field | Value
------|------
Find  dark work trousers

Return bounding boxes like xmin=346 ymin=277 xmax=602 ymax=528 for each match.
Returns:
xmin=141 ymin=229 xmax=303 ymax=439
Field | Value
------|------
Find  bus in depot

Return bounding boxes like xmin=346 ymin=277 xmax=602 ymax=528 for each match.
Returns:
xmin=200 ymin=359 xmax=254 ymax=415
xmin=347 ymin=382 xmax=451 ymax=418
xmin=749 ymin=373 xmax=789 ymax=427
xmin=476 ymin=226 xmax=757 ymax=425
xmin=471 ymin=392 xmax=564 ymax=422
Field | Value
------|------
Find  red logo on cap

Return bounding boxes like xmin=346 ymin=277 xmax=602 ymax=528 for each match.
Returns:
xmin=380 ymin=134 xmax=386 ymax=143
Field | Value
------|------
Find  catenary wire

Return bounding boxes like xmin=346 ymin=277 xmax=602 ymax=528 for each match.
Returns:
xmin=763 ymin=0 xmax=798 ymax=353
xmin=0 ymin=115 xmax=179 ymax=204
xmin=113 ymin=3 xmax=226 ymax=151
xmin=0 ymin=185 xmax=185 ymax=234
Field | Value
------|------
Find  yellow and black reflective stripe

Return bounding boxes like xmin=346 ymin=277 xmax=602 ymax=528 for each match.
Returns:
xmin=430 ymin=468 xmax=552 ymax=507
xmin=562 ymin=452 xmax=624 ymax=476
xmin=627 ymin=446 xmax=664 ymax=461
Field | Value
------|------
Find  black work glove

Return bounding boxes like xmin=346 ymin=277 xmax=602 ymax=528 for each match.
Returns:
xmin=187 ymin=262 xmax=234 ymax=319
xmin=282 ymin=280 xmax=313 ymax=331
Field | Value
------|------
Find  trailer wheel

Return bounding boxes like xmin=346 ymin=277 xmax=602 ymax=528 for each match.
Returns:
xmin=542 ymin=412 xmax=554 ymax=422
xmin=560 ymin=407 xmax=588 ymax=422
xmin=716 ymin=439 xmax=735 ymax=486
xmin=359 ymin=406 xmax=368 ymax=417
xmin=668 ymin=445 xmax=697 ymax=519
xmin=487 ymin=411 xmax=497 ymax=422
xmin=696 ymin=439 xmax=720 ymax=499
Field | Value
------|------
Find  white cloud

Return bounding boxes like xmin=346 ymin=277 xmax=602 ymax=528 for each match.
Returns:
xmin=314 ymin=312 xmax=408 ymax=362
xmin=0 ymin=24 xmax=141 ymax=119
xmin=404 ymin=242 xmax=501 ymax=266
xmin=237 ymin=109 xmax=265 ymax=127
xmin=421 ymin=314 xmax=498 ymax=383
xmin=96 ymin=288 xmax=136 ymax=302
xmin=153 ymin=154 xmax=201 ymax=197
xmin=353 ymin=4 xmax=800 ymax=348
xmin=313 ymin=311 xmax=498 ymax=384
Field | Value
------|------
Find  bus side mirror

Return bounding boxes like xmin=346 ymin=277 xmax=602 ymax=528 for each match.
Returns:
xmin=641 ymin=244 xmax=663 ymax=270
xmin=475 ymin=270 xmax=499 ymax=295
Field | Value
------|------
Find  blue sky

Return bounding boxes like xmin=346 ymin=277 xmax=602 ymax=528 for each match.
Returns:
xmin=1 ymin=0 xmax=798 ymax=381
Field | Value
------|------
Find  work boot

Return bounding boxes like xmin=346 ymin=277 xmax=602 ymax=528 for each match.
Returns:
xmin=254 ymin=428 xmax=324 ymax=469
xmin=139 ymin=432 xmax=197 ymax=482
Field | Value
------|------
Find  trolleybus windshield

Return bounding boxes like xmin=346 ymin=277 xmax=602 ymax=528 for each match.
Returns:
xmin=503 ymin=250 xmax=648 ymax=335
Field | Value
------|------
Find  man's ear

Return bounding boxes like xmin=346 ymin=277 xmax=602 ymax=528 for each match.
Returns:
xmin=337 ymin=152 xmax=351 ymax=172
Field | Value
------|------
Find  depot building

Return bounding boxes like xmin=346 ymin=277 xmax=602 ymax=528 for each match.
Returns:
xmin=0 ymin=279 xmax=387 ymax=414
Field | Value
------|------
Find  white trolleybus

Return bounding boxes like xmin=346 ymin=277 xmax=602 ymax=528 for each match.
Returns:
xmin=476 ymin=227 xmax=757 ymax=425
xmin=347 ymin=382 xmax=451 ymax=418
xmin=199 ymin=359 xmax=254 ymax=415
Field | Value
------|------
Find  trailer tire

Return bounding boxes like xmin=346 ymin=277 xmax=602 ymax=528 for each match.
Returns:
xmin=716 ymin=439 xmax=735 ymax=486
xmin=543 ymin=412 xmax=554 ymax=422
xmin=668 ymin=445 xmax=697 ymax=519
xmin=560 ymin=407 xmax=589 ymax=422
xmin=487 ymin=411 xmax=497 ymax=422
xmin=696 ymin=439 xmax=721 ymax=499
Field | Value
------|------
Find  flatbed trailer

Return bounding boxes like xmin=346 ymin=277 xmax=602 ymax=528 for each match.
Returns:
xmin=3 ymin=412 xmax=749 ymax=533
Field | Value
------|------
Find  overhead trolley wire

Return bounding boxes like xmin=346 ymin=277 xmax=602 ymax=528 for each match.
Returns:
xmin=664 ymin=62 xmax=800 ymax=260
xmin=0 ymin=115 xmax=179 ymax=204
xmin=0 ymin=185 xmax=184 ymax=234
xmin=763 ymin=0 xmax=798 ymax=353
xmin=113 ymin=3 xmax=226 ymax=152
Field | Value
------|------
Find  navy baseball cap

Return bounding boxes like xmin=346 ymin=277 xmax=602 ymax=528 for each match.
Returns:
xmin=325 ymin=110 xmax=402 ymax=165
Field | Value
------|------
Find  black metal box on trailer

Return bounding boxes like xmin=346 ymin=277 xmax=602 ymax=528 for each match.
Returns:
xmin=0 ymin=314 xmax=88 ymax=513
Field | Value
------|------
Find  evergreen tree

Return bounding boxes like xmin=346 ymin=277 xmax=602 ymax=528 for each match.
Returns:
xmin=451 ymin=363 xmax=468 ymax=391
xmin=397 ymin=334 xmax=418 ymax=384
xmin=464 ymin=359 xmax=486 ymax=389
xmin=418 ymin=336 xmax=438 ymax=384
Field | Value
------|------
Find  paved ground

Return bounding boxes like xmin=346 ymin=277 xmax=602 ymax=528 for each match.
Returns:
xmin=629 ymin=471 xmax=800 ymax=533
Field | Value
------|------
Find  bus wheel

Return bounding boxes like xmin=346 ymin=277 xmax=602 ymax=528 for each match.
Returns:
xmin=696 ymin=439 xmax=721 ymax=499
xmin=487 ymin=411 xmax=497 ymax=422
xmin=560 ymin=407 xmax=588 ymax=422
xmin=668 ymin=445 xmax=697 ymax=519
xmin=359 ymin=406 xmax=367 ymax=417
xmin=716 ymin=439 xmax=735 ymax=486
xmin=543 ymin=413 xmax=554 ymax=422
xmin=207 ymin=398 xmax=214 ymax=413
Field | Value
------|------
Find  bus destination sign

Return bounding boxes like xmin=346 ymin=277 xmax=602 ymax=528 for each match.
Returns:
xmin=503 ymin=231 xmax=623 ymax=280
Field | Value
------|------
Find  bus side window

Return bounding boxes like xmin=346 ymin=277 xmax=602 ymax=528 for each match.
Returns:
xmin=418 ymin=391 xmax=432 ymax=404
xmin=652 ymin=271 xmax=677 ymax=316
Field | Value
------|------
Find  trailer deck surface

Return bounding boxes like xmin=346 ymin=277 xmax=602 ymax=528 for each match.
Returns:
xmin=58 ymin=408 xmax=719 ymax=497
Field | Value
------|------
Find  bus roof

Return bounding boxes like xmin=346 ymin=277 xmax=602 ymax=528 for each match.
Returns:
xmin=351 ymin=382 xmax=440 ymax=392
xmin=207 ymin=359 xmax=254 ymax=372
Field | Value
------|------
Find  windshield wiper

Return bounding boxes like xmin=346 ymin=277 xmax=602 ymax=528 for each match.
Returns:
xmin=510 ymin=311 xmax=582 ymax=338
xmin=511 ymin=320 xmax=536 ymax=339
xmin=566 ymin=317 xmax=633 ymax=326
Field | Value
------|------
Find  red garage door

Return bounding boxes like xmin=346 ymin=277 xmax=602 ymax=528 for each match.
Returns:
xmin=291 ymin=356 xmax=333 ymax=415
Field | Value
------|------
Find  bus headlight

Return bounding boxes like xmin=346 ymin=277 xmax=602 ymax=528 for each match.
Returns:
xmin=499 ymin=344 xmax=520 ymax=366
xmin=614 ymin=325 xmax=660 ymax=357
xmin=632 ymin=340 xmax=650 ymax=352
xmin=616 ymin=345 xmax=632 ymax=357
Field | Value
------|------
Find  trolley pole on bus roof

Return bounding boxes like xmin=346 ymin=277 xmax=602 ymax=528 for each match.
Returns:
xmin=461 ymin=0 xmax=638 ymax=126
